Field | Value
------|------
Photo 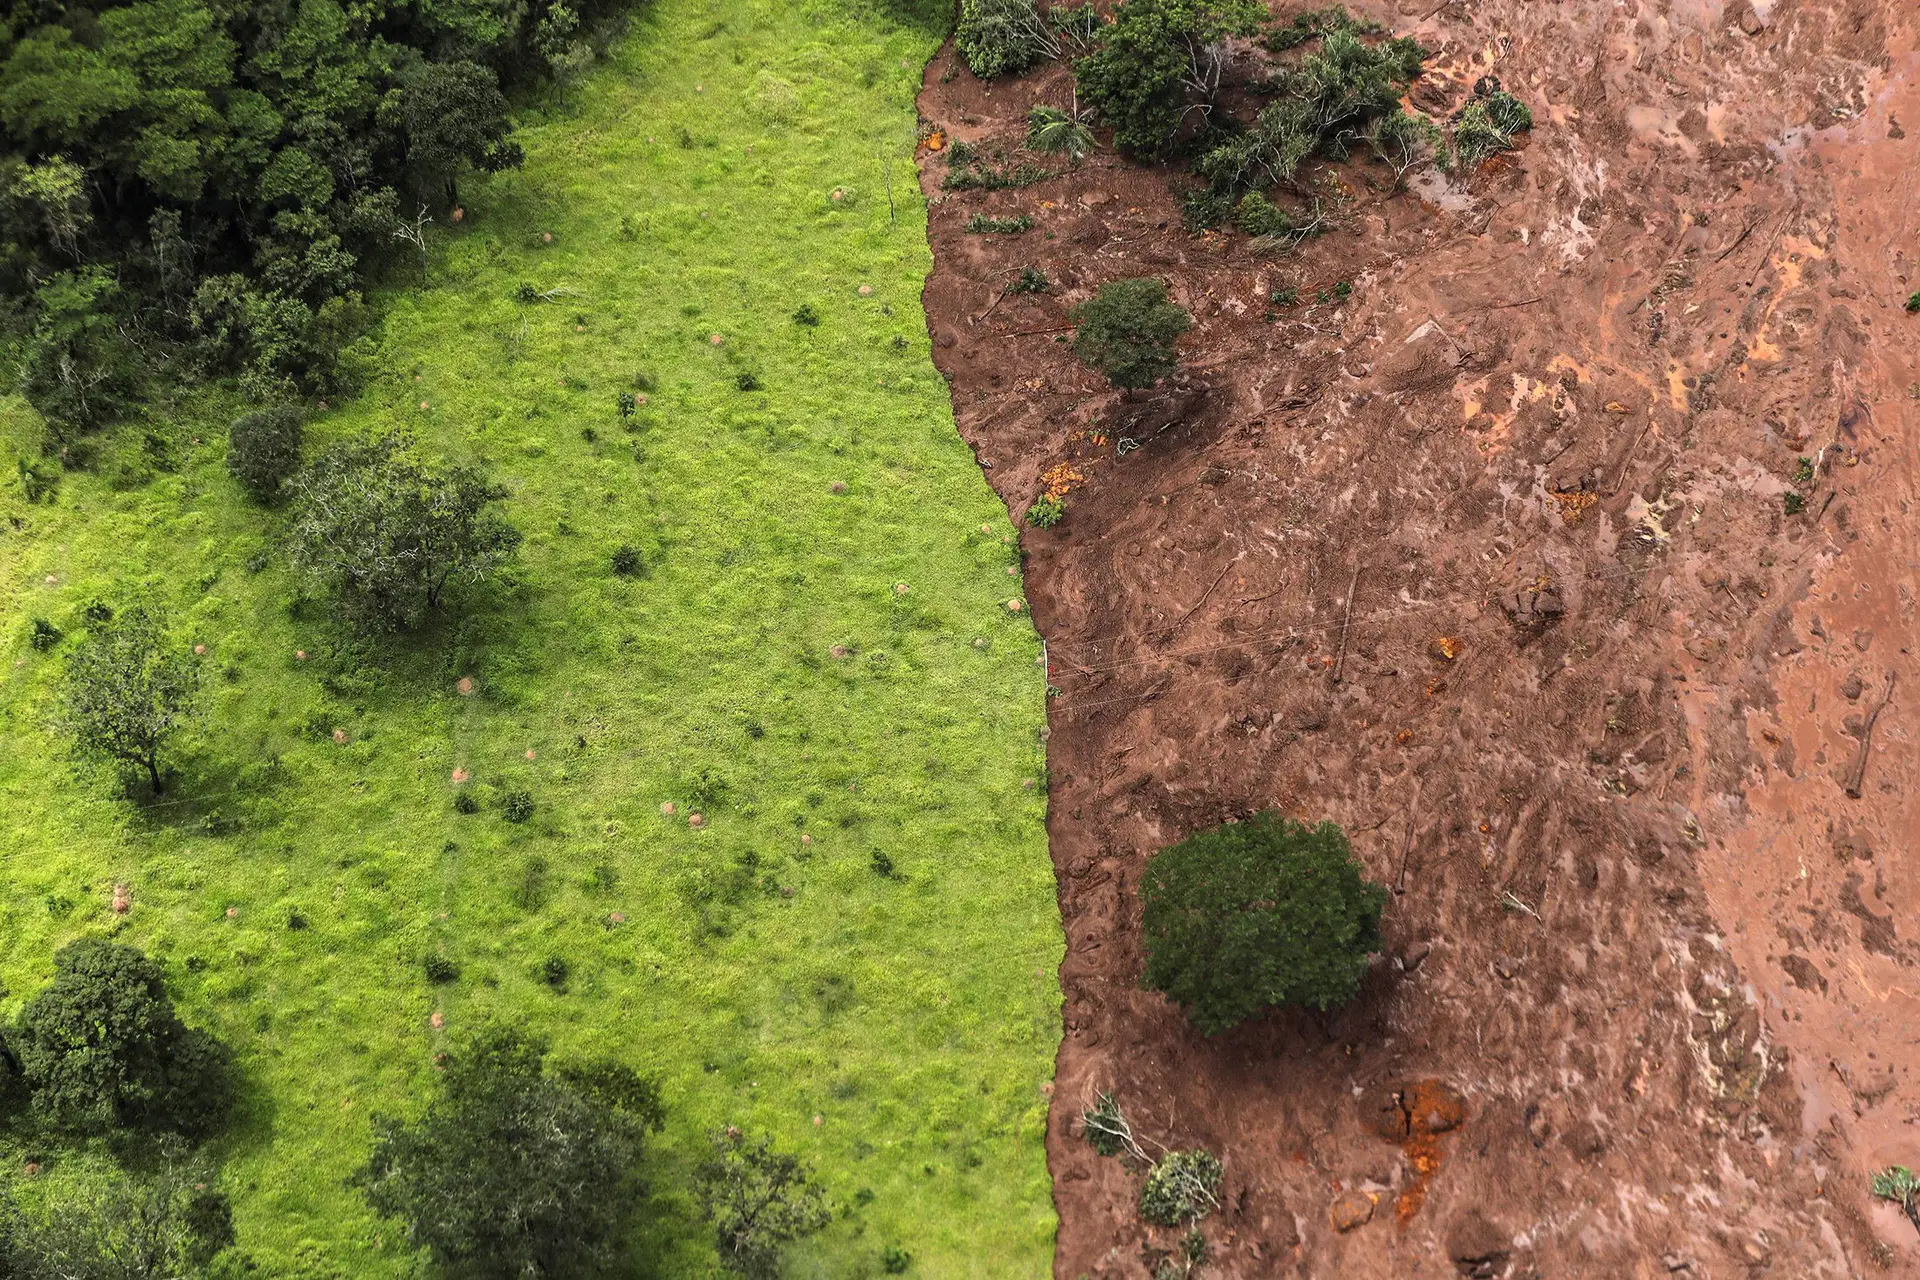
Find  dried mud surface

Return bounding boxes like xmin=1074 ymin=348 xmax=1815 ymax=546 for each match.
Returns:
xmin=916 ymin=1 xmax=1920 ymax=1275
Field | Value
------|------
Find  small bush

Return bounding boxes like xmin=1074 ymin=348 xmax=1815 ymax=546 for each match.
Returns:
xmin=881 ymin=1243 xmax=913 ymax=1274
xmin=1783 ymin=491 xmax=1806 ymax=515
xmin=1140 ymin=1148 xmax=1223 ymax=1227
xmin=1070 ymin=277 xmax=1192 ymax=392
xmin=1270 ymin=286 xmax=1299 ymax=307
xmin=1178 ymin=186 xmax=1236 ymax=232
xmin=1010 ymin=267 xmax=1050 ymax=294
xmin=502 ymin=790 xmax=535 ymax=823
xmin=1451 ymin=77 xmax=1533 ymax=167
xmin=617 ymin=391 xmax=637 ymax=418
xmin=1907 ymin=292 xmax=1920 ymax=314
xmin=424 ymin=954 xmax=459 ymax=984
xmin=870 ymin=849 xmax=896 ymax=879
xmin=944 ymin=163 xmax=1053 ymax=192
xmin=542 ymin=956 xmax=570 ymax=988
xmin=698 ymin=1128 xmax=832 ymax=1277
xmin=792 ymin=303 xmax=820 ymax=326
xmin=612 ymin=544 xmax=643 ymax=576
xmin=1082 ymin=1091 xmax=1135 ymax=1158
xmin=1234 ymin=192 xmax=1295 ymax=238
xmin=966 ymin=213 xmax=1034 ymax=235
xmin=956 ymin=0 xmax=1054 ymax=79
xmin=227 ymin=405 xmax=306 ymax=502
xmin=736 ymin=372 xmax=762 ymax=391
xmin=1027 ymin=495 xmax=1066 ymax=528
xmin=453 ymin=791 xmax=479 ymax=815
xmin=29 ymin=617 xmax=63 ymax=651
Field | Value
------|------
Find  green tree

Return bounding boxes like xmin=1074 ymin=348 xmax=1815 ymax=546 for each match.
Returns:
xmin=0 ymin=1157 xmax=237 ymax=1278
xmin=401 ymin=60 xmax=524 ymax=205
xmin=697 ymin=1128 xmax=833 ymax=1279
xmin=56 ymin=602 xmax=199 ymax=794
xmin=356 ymin=1027 xmax=663 ymax=1278
xmin=19 ymin=267 xmax=140 ymax=431
xmin=226 ymin=404 xmax=305 ymax=501
xmin=12 ymin=940 xmax=234 ymax=1137
xmin=1073 ymin=0 xmax=1265 ymax=152
xmin=1069 ymin=277 xmax=1191 ymax=392
xmin=287 ymin=435 xmax=522 ymax=630
xmin=956 ymin=0 xmax=1057 ymax=79
xmin=1140 ymin=813 xmax=1386 ymax=1034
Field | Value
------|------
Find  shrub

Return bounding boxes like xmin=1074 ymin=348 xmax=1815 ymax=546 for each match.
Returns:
xmin=13 ymin=940 xmax=234 ymax=1138
xmin=1069 ymin=277 xmax=1191 ymax=392
xmin=792 ymin=303 xmax=820 ymax=326
xmin=356 ymin=1027 xmax=663 ymax=1278
xmin=1872 ymin=1165 xmax=1920 ymax=1231
xmin=1783 ymin=491 xmax=1806 ymax=515
xmin=287 ymin=434 xmax=522 ymax=631
xmin=1907 ymin=292 xmax=1920 ymax=314
xmin=453 ymin=791 xmax=480 ymax=815
xmin=1451 ymin=77 xmax=1533 ymax=167
xmin=1139 ymin=1148 xmax=1223 ymax=1227
xmin=1027 ymin=105 xmax=1094 ymax=162
xmin=881 ymin=1243 xmax=913 ymax=1274
xmin=617 ymin=391 xmax=637 ymax=417
xmin=1010 ymin=267 xmax=1050 ymax=294
xmin=227 ymin=405 xmax=306 ymax=502
xmin=698 ymin=1128 xmax=832 ymax=1278
xmin=736 ymin=371 xmax=762 ymax=391
xmin=28 ymin=618 xmax=62 ymax=651
xmin=956 ymin=0 xmax=1056 ymax=79
xmin=542 ymin=956 xmax=570 ymax=988
xmin=1141 ymin=813 xmax=1386 ymax=1033
xmin=502 ymin=790 xmax=535 ymax=823
xmin=56 ymin=602 xmax=200 ymax=794
xmin=1074 ymin=0 xmax=1266 ymax=154
xmin=424 ymin=954 xmax=459 ymax=984
xmin=1027 ymin=495 xmax=1066 ymax=528
xmin=0 ymin=1160 xmax=237 ymax=1274
xmin=1178 ymin=185 xmax=1236 ymax=232
xmin=612 ymin=544 xmax=643 ymax=576
xmin=1234 ymin=191 xmax=1295 ymax=237
xmin=944 ymin=162 xmax=1053 ymax=191
xmin=869 ymin=849 xmax=897 ymax=879
xmin=1082 ymin=1091 xmax=1139 ymax=1158
xmin=966 ymin=213 xmax=1034 ymax=235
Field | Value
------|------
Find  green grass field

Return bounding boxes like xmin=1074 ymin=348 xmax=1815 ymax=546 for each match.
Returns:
xmin=0 ymin=1 xmax=1062 ymax=1273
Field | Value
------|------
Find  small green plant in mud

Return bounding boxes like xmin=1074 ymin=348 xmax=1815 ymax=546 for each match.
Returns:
xmin=1449 ymin=76 xmax=1534 ymax=168
xmin=1783 ymin=491 xmax=1807 ymax=515
xmin=1010 ymin=266 xmax=1051 ymax=294
xmin=1027 ymin=104 xmax=1095 ymax=162
xmin=1140 ymin=1148 xmax=1223 ymax=1227
xmin=1906 ymin=292 xmax=1920 ymax=313
xmin=965 ymin=213 xmax=1034 ymax=235
xmin=1872 ymin=1165 xmax=1920 ymax=1234
xmin=1027 ymin=495 xmax=1066 ymax=528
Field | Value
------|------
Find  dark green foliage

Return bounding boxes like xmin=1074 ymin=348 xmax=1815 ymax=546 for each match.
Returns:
xmin=1907 ymin=292 xmax=1920 ymax=314
xmin=1081 ymin=1091 xmax=1131 ymax=1157
xmin=942 ymin=160 xmax=1054 ymax=191
xmin=542 ymin=956 xmax=569 ymax=988
xmin=12 ymin=940 xmax=233 ymax=1137
xmin=56 ymin=601 xmax=198 ymax=793
xmin=1177 ymin=185 xmax=1235 ymax=232
xmin=0 ymin=0 xmax=625 ymax=406
xmin=881 ymin=1243 xmax=912 ymax=1274
xmin=1450 ymin=77 xmax=1533 ymax=167
xmin=502 ymin=790 xmax=535 ymax=824
xmin=792 ymin=303 xmax=820 ymax=326
xmin=1139 ymin=1148 xmax=1222 ymax=1226
xmin=612 ymin=544 xmax=643 ymax=576
xmin=965 ymin=213 xmax=1034 ymax=235
xmin=1269 ymin=286 xmax=1299 ymax=307
xmin=453 ymin=791 xmax=480 ymax=815
xmin=1073 ymin=0 xmax=1266 ymax=153
xmin=17 ymin=456 xmax=59 ymax=503
xmin=1234 ymin=191 xmax=1295 ymax=237
xmin=870 ymin=849 xmax=896 ymax=878
xmin=1265 ymin=4 xmax=1381 ymax=51
xmin=1010 ymin=267 xmax=1050 ymax=294
xmin=956 ymin=0 xmax=1055 ymax=79
xmin=0 ymin=1159 xmax=238 ymax=1276
xmin=1027 ymin=495 xmax=1065 ymax=528
xmin=27 ymin=617 xmax=61 ymax=651
xmin=1027 ymin=104 xmax=1094 ymax=161
xmin=617 ymin=390 xmax=638 ymax=418
xmin=1141 ymin=813 xmax=1386 ymax=1034
xmin=736 ymin=371 xmax=762 ymax=391
xmin=287 ymin=435 xmax=522 ymax=631
xmin=424 ymin=954 xmax=459 ymax=984
xmin=1783 ymin=491 xmax=1806 ymax=515
xmin=226 ymin=405 xmax=305 ymax=502
xmin=356 ymin=1026 xmax=663 ymax=1279
xmin=698 ymin=1127 xmax=832 ymax=1278
xmin=1069 ymin=277 xmax=1191 ymax=392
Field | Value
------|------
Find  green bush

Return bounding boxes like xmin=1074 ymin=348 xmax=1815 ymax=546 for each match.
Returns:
xmin=1074 ymin=0 xmax=1265 ymax=153
xmin=1069 ymin=277 xmax=1191 ymax=392
xmin=0 ymin=1160 xmax=237 ymax=1274
xmin=956 ymin=0 xmax=1055 ymax=79
xmin=27 ymin=618 xmax=62 ymax=651
xmin=1140 ymin=813 xmax=1385 ymax=1033
xmin=12 ymin=940 xmax=234 ymax=1138
xmin=55 ymin=602 xmax=200 ymax=794
xmin=698 ymin=1127 xmax=832 ymax=1278
xmin=1450 ymin=78 xmax=1533 ymax=167
xmin=424 ymin=954 xmax=460 ymax=984
xmin=612 ymin=544 xmax=644 ymax=576
xmin=1010 ymin=267 xmax=1050 ymax=294
xmin=1234 ymin=191 xmax=1295 ymax=237
xmin=1026 ymin=495 xmax=1066 ymax=528
xmin=226 ymin=405 xmax=306 ymax=502
xmin=1027 ymin=105 xmax=1094 ymax=161
xmin=502 ymin=790 xmax=535 ymax=823
xmin=356 ymin=1027 xmax=663 ymax=1278
xmin=1140 ymin=1148 xmax=1222 ymax=1226
xmin=965 ymin=213 xmax=1034 ymax=235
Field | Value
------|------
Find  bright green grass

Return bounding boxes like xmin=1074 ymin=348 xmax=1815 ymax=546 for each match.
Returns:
xmin=0 ymin=1 xmax=1061 ymax=1273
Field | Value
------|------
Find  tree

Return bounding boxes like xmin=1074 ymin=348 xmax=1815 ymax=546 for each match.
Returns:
xmin=0 ymin=1157 xmax=237 ymax=1278
xmin=356 ymin=1026 xmax=663 ymax=1278
xmin=956 ymin=0 xmax=1057 ymax=79
xmin=226 ymin=404 xmax=305 ymax=501
xmin=697 ymin=1128 xmax=832 ymax=1279
xmin=1073 ymin=0 xmax=1266 ymax=152
xmin=12 ymin=940 xmax=234 ymax=1137
xmin=288 ymin=435 xmax=522 ymax=631
xmin=1140 ymin=813 xmax=1386 ymax=1034
xmin=1069 ymin=277 xmax=1191 ymax=393
xmin=401 ymin=60 xmax=524 ymax=206
xmin=57 ymin=602 xmax=199 ymax=794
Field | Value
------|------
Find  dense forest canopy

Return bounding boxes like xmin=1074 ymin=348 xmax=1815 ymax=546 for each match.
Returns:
xmin=0 ymin=0 xmax=630 ymax=422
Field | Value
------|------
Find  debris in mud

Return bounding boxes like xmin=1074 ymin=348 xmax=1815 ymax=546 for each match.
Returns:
xmin=1330 ymin=1189 xmax=1375 ymax=1232
xmin=1499 ymin=579 xmax=1564 ymax=630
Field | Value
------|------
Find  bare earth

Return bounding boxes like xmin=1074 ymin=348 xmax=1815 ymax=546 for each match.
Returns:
xmin=916 ymin=1 xmax=1920 ymax=1275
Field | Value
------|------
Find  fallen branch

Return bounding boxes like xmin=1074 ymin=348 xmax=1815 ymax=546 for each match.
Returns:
xmin=1158 ymin=559 xmax=1236 ymax=636
xmin=1844 ymin=671 xmax=1897 ymax=799
xmin=1332 ymin=566 xmax=1361 ymax=683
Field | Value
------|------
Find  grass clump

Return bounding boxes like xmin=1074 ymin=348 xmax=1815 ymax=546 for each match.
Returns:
xmin=965 ymin=213 xmax=1035 ymax=235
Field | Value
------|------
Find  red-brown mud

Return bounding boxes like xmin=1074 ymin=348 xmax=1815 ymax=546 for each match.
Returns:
xmin=917 ymin=1 xmax=1920 ymax=1274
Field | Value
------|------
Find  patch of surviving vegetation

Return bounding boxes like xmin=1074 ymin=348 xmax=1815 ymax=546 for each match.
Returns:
xmin=0 ymin=0 xmax=1061 ymax=1273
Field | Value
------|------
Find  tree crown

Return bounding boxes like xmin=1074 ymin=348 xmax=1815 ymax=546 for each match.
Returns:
xmin=1069 ymin=277 xmax=1191 ymax=391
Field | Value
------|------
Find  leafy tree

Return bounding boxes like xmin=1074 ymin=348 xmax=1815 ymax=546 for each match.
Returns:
xmin=1073 ymin=0 xmax=1266 ymax=153
xmin=956 ymin=0 xmax=1057 ymax=79
xmin=12 ymin=940 xmax=234 ymax=1137
xmin=697 ymin=1128 xmax=832 ymax=1278
xmin=1139 ymin=1148 xmax=1222 ymax=1226
xmin=287 ymin=435 xmax=522 ymax=631
xmin=226 ymin=404 xmax=305 ymax=502
xmin=356 ymin=1026 xmax=663 ymax=1278
xmin=56 ymin=602 xmax=199 ymax=794
xmin=19 ymin=267 xmax=140 ymax=431
xmin=400 ymin=61 xmax=525 ymax=206
xmin=1140 ymin=813 xmax=1386 ymax=1034
xmin=1069 ymin=277 xmax=1191 ymax=392
xmin=0 ymin=1157 xmax=237 ymax=1278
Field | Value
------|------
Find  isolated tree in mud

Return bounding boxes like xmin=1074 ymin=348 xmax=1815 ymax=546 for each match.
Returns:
xmin=56 ymin=602 xmax=199 ymax=794
xmin=1140 ymin=812 xmax=1386 ymax=1034
xmin=1070 ymin=277 xmax=1192 ymax=393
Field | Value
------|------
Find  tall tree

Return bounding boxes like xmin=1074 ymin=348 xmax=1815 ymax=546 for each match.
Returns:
xmin=56 ymin=601 xmax=198 ymax=794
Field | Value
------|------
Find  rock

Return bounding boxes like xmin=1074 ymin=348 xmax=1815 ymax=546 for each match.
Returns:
xmin=1399 ymin=941 xmax=1432 ymax=973
xmin=1329 ymin=1190 xmax=1375 ymax=1232
xmin=1738 ymin=1237 xmax=1769 ymax=1267
xmin=1447 ymin=1210 xmax=1510 ymax=1278
xmin=1854 ymin=628 xmax=1873 ymax=651
xmin=1779 ymin=952 xmax=1827 ymax=994
xmin=1737 ymin=7 xmax=1765 ymax=34
xmin=1841 ymin=673 xmax=1864 ymax=700
xmin=1661 ymin=1253 xmax=1693 ymax=1273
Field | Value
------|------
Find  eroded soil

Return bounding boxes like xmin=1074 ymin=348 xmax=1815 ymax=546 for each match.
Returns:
xmin=917 ymin=1 xmax=1920 ymax=1275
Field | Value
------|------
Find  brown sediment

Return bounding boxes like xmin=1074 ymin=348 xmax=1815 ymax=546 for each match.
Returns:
xmin=918 ymin=0 xmax=1920 ymax=1274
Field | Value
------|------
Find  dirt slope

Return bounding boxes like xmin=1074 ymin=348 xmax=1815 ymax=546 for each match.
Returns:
xmin=917 ymin=0 xmax=1920 ymax=1275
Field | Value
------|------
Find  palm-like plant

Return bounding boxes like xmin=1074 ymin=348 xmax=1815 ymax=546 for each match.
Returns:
xmin=1027 ymin=104 xmax=1095 ymax=164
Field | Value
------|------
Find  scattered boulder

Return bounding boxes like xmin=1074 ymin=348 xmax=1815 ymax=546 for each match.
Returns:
xmin=1329 ymin=1189 xmax=1374 ymax=1232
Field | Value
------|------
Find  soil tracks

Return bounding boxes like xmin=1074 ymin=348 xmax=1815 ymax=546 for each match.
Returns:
xmin=919 ymin=0 xmax=1918 ymax=1274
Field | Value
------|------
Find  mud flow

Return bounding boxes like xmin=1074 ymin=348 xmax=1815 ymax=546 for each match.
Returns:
xmin=917 ymin=1 xmax=1920 ymax=1274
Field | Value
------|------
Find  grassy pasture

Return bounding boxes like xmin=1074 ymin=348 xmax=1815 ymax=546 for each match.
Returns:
xmin=0 ymin=1 xmax=1061 ymax=1273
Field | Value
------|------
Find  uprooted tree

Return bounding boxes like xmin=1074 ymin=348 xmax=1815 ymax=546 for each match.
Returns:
xmin=1140 ymin=812 xmax=1387 ymax=1034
